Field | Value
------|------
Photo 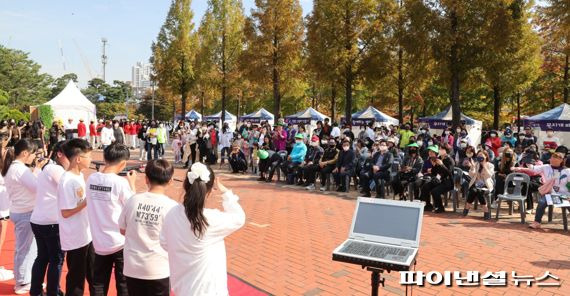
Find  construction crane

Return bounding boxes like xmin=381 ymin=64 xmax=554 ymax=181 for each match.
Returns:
xmin=72 ymin=38 xmax=94 ymax=80
xmin=58 ymin=39 xmax=66 ymax=72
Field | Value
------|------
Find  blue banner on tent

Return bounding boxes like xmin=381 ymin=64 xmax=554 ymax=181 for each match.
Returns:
xmin=285 ymin=118 xmax=311 ymax=124
xmin=419 ymin=119 xmax=453 ymax=129
xmin=527 ymin=120 xmax=570 ymax=132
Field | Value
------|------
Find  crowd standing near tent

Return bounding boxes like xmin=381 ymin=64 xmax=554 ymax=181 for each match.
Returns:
xmin=1 ymin=103 xmax=570 ymax=294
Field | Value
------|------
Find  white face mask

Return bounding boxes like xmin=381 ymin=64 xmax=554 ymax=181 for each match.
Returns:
xmin=547 ymin=132 xmax=554 ymax=137
xmin=342 ymin=146 xmax=349 ymax=151
xmin=159 ymin=124 xmax=164 ymax=128
xmin=321 ymin=140 xmax=327 ymax=145
xmin=460 ymin=143 xmax=467 ymax=148
xmin=420 ymin=130 xmax=426 ymax=134
xmin=379 ymin=145 xmax=387 ymax=152
xmin=456 ymin=129 xmax=461 ymax=133
xmin=490 ymin=134 xmax=496 ymax=138
xmin=466 ymin=152 xmax=474 ymax=158
xmin=428 ymin=141 xmax=433 ymax=146
xmin=417 ymin=140 xmax=424 ymax=146
xmin=296 ymin=140 xmax=303 ymax=144
xmin=311 ymin=142 xmax=319 ymax=147
xmin=114 ymin=124 xmax=119 ymax=128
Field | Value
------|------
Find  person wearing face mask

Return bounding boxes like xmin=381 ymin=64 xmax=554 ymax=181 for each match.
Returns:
xmin=315 ymin=139 xmax=339 ymax=191
xmin=146 ymin=121 xmax=159 ymax=160
xmin=112 ymin=120 xmax=126 ymax=145
xmin=512 ymin=152 xmax=570 ymax=228
xmin=282 ymin=134 xmax=307 ymax=184
xmin=360 ymin=140 xmax=393 ymax=198
xmin=462 ymin=150 xmax=494 ymax=219
xmin=354 ymin=140 xmax=370 ymax=184
xmin=399 ymin=124 xmax=414 ymax=149
xmin=156 ymin=122 xmax=167 ymax=158
xmin=299 ymin=136 xmax=324 ymax=188
xmin=487 ymin=130 xmax=501 ymax=157
xmin=392 ymin=143 xmax=424 ymax=200
xmin=501 ymin=128 xmax=516 ymax=148
xmin=219 ymin=126 xmax=234 ymax=165
xmin=331 ymin=139 xmax=355 ymax=192
xmin=343 ymin=125 xmax=355 ymax=143
xmin=441 ymin=128 xmax=455 ymax=150
xmin=520 ymin=126 xmax=537 ymax=149
xmin=541 ymin=127 xmax=561 ymax=162
xmin=493 ymin=148 xmax=516 ymax=204
xmin=228 ymin=144 xmax=248 ymax=173
xmin=419 ymin=145 xmax=455 ymax=212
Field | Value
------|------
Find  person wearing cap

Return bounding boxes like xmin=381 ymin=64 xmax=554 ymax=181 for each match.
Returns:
xmin=419 ymin=145 xmax=454 ymax=212
xmin=332 ymin=139 xmax=355 ymax=192
xmin=393 ymin=143 xmax=424 ymax=200
xmin=298 ymin=135 xmax=324 ymax=188
xmin=315 ymin=138 xmax=339 ymax=191
xmin=228 ymin=144 xmax=247 ymax=173
xmin=64 ymin=118 xmax=75 ymax=140
xmin=282 ymin=133 xmax=307 ymax=184
xmin=501 ymin=128 xmax=516 ymax=148
xmin=360 ymin=139 xmax=392 ymax=197
xmin=89 ymin=120 xmax=97 ymax=148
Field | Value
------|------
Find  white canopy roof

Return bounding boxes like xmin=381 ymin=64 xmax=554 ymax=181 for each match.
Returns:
xmin=44 ymin=81 xmax=97 ymax=126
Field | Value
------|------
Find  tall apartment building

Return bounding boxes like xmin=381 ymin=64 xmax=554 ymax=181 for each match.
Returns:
xmin=131 ymin=62 xmax=152 ymax=98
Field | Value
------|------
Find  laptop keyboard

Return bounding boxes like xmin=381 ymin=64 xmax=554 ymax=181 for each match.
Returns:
xmin=339 ymin=241 xmax=413 ymax=262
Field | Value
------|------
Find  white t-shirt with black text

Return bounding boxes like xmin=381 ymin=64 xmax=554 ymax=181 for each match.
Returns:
xmin=57 ymin=171 xmax=91 ymax=251
xmin=86 ymin=172 xmax=134 ymax=255
xmin=118 ymin=192 xmax=178 ymax=280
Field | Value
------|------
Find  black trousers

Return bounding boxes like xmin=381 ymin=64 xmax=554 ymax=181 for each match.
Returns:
xmin=189 ymin=143 xmax=197 ymax=164
xmin=466 ymin=186 xmax=487 ymax=205
xmin=30 ymin=223 xmax=64 ymax=296
xmin=319 ymin=164 xmax=336 ymax=186
xmin=92 ymin=249 xmax=129 ymax=296
xmin=303 ymin=164 xmax=320 ymax=185
xmin=125 ymin=276 xmax=169 ymax=296
xmin=259 ymin=158 xmax=271 ymax=173
xmin=229 ymin=158 xmax=247 ymax=173
xmin=65 ymin=243 xmax=95 ymax=296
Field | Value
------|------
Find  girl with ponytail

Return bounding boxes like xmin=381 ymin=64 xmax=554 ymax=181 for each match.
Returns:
xmin=160 ymin=162 xmax=246 ymax=296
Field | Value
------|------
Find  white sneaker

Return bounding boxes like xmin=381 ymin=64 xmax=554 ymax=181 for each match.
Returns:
xmin=14 ymin=283 xmax=30 ymax=294
xmin=305 ymin=184 xmax=315 ymax=190
xmin=319 ymin=187 xmax=326 ymax=192
xmin=0 ymin=267 xmax=14 ymax=281
xmin=490 ymin=201 xmax=497 ymax=209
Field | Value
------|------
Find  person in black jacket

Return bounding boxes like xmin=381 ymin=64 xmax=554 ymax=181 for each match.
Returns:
xmin=228 ymin=144 xmax=248 ymax=173
xmin=333 ymin=139 xmax=356 ymax=192
xmin=314 ymin=138 xmax=338 ymax=191
xmin=392 ymin=143 xmax=424 ymax=200
xmin=420 ymin=144 xmax=455 ymax=212
xmin=360 ymin=139 xmax=393 ymax=198
xmin=298 ymin=136 xmax=324 ymax=186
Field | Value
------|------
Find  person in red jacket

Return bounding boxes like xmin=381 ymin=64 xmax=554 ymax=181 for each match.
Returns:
xmin=77 ymin=118 xmax=87 ymax=139
xmin=124 ymin=121 xmax=133 ymax=148
xmin=132 ymin=120 xmax=141 ymax=149
xmin=89 ymin=120 xmax=98 ymax=148
xmin=488 ymin=130 xmax=502 ymax=157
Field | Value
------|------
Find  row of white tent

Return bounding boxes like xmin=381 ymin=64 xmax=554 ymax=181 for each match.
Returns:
xmin=37 ymin=81 xmax=570 ymax=147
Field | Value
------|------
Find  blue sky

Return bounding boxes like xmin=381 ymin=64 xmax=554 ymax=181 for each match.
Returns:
xmin=0 ymin=0 xmax=312 ymax=87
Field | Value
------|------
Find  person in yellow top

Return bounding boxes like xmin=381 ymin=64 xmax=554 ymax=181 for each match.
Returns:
xmin=146 ymin=121 xmax=159 ymax=160
xmin=399 ymin=124 xmax=415 ymax=149
xmin=156 ymin=122 xmax=167 ymax=159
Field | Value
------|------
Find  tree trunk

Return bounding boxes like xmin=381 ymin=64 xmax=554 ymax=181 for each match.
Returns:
xmin=564 ymin=54 xmax=569 ymax=103
xmin=180 ymin=93 xmax=186 ymax=121
xmin=272 ymin=35 xmax=281 ymax=120
xmin=200 ymin=91 xmax=205 ymax=118
xmin=449 ymin=7 xmax=461 ymax=127
xmin=331 ymin=83 xmax=336 ymax=122
xmin=221 ymin=33 xmax=227 ymax=124
xmin=345 ymin=64 xmax=353 ymax=124
xmin=398 ymin=47 xmax=404 ymax=123
xmin=493 ymin=85 xmax=501 ymax=130
xmin=516 ymin=92 xmax=521 ymax=133
xmin=551 ymin=87 xmax=556 ymax=109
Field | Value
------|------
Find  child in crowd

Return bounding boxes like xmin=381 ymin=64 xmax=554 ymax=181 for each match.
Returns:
xmin=172 ymin=133 xmax=183 ymax=164
xmin=57 ymin=138 xmax=94 ymax=296
xmin=86 ymin=143 xmax=136 ymax=296
xmin=2 ymin=139 xmax=45 ymax=294
xmin=118 ymin=159 xmax=178 ymax=296
xmin=160 ymin=163 xmax=245 ymax=295
xmin=30 ymin=140 xmax=69 ymax=296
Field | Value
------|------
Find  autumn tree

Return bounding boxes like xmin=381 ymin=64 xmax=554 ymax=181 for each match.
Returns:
xmin=242 ymin=0 xmax=304 ymax=119
xmin=152 ymin=0 xmax=199 ymax=117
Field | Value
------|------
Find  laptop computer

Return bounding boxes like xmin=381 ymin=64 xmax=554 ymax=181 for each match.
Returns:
xmin=332 ymin=198 xmax=424 ymax=271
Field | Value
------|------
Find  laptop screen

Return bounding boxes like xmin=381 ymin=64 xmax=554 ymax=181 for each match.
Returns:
xmin=353 ymin=202 xmax=420 ymax=241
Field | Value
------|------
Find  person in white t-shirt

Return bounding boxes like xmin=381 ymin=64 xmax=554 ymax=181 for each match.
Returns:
xmin=0 ymin=147 xmax=15 ymax=282
xmin=30 ymin=141 xmax=69 ymax=296
xmin=2 ymin=139 xmax=47 ymax=294
xmin=57 ymin=138 xmax=94 ymax=296
xmin=86 ymin=143 xmax=136 ymax=296
xmin=160 ymin=163 xmax=245 ymax=296
xmin=118 ymin=159 xmax=177 ymax=296
xmin=100 ymin=121 xmax=115 ymax=150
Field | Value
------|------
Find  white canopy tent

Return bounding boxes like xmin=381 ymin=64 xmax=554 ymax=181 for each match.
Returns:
xmin=204 ymin=110 xmax=237 ymax=131
xmin=524 ymin=103 xmax=570 ymax=149
xmin=44 ymin=81 xmax=97 ymax=135
xmin=418 ymin=106 xmax=483 ymax=146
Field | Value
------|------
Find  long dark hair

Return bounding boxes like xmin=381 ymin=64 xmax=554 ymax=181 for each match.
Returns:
xmin=1 ymin=139 xmax=38 ymax=176
xmin=183 ymin=164 xmax=216 ymax=238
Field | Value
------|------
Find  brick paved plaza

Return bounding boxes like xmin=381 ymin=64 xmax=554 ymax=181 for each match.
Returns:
xmin=1 ymin=152 xmax=569 ymax=295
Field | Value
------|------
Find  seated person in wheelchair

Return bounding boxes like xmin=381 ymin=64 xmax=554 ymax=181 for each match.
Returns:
xmin=420 ymin=144 xmax=455 ymax=212
xmin=462 ymin=150 xmax=494 ymax=219
xmin=332 ymin=139 xmax=356 ymax=192
xmin=228 ymin=144 xmax=248 ymax=173
xmin=392 ymin=143 xmax=424 ymax=200
xmin=360 ymin=139 xmax=393 ymax=198
xmin=282 ymin=133 xmax=307 ymax=184
xmin=297 ymin=135 xmax=324 ymax=187
xmin=512 ymin=151 xmax=570 ymax=229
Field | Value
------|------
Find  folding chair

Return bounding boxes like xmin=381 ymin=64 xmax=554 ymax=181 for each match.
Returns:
xmin=495 ymin=173 xmax=530 ymax=223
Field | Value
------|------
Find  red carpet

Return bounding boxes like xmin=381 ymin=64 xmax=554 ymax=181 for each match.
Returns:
xmin=0 ymin=223 xmax=268 ymax=295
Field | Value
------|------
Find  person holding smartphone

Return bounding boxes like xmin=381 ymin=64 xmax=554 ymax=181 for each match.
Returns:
xmin=462 ymin=150 xmax=494 ymax=220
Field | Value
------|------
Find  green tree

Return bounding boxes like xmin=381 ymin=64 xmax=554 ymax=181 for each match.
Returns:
xmin=50 ymin=73 xmax=78 ymax=97
xmin=242 ymin=0 xmax=304 ymax=119
xmin=152 ymin=0 xmax=199 ymax=118
xmin=198 ymin=0 xmax=245 ymax=122
xmin=0 ymin=45 xmax=53 ymax=111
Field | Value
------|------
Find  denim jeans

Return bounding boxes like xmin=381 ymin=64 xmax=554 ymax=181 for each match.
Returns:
xmin=534 ymin=195 xmax=548 ymax=223
xmin=11 ymin=211 xmax=37 ymax=286
xmin=30 ymin=223 xmax=64 ymax=296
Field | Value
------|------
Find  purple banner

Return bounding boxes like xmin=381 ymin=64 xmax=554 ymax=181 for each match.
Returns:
xmin=527 ymin=120 xmax=570 ymax=132
xmin=284 ymin=118 xmax=312 ymax=124
xmin=418 ymin=119 xmax=452 ymax=129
